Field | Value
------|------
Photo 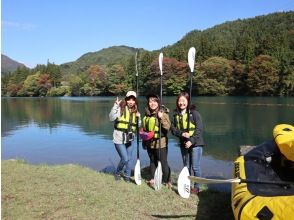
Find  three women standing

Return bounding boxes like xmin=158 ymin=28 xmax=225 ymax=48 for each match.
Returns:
xmin=109 ymin=90 xmax=204 ymax=193
xmin=109 ymin=91 xmax=141 ymax=182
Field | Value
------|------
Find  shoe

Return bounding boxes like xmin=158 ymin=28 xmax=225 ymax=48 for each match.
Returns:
xmin=191 ymin=188 xmax=199 ymax=195
xmin=114 ymin=174 xmax=121 ymax=181
xmin=146 ymin=179 xmax=155 ymax=187
xmin=124 ymin=177 xmax=130 ymax=183
xmin=163 ymin=182 xmax=173 ymax=189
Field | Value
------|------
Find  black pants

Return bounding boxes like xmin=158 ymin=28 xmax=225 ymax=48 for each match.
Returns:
xmin=147 ymin=147 xmax=171 ymax=183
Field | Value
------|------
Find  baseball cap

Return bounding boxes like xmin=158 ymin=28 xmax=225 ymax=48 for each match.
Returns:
xmin=126 ymin=91 xmax=137 ymax=98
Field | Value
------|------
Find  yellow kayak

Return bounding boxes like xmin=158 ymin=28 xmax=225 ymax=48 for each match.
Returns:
xmin=232 ymin=124 xmax=294 ymax=220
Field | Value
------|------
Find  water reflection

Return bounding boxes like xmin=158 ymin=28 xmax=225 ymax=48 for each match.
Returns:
xmin=2 ymin=96 xmax=294 ymax=178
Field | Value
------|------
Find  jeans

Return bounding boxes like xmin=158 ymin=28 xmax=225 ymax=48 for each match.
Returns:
xmin=114 ymin=142 xmax=134 ymax=178
xmin=181 ymin=146 xmax=203 ymax=189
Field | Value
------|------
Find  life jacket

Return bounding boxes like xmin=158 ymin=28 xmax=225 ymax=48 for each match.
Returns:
xmin=142 ymin=115 xmax=160 ymax=139
xmin=114 ymin=108 xmax=137 ymax=133
xmin=175 ymin=111 xmax=196 ymax=136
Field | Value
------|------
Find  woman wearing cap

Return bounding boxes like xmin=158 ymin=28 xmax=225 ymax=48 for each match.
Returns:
xmin=109 ymin=91 xmax=141 ymax=182
xmin=141 ymin=94 xmax=172 ymax=188
xmin=171 ymin=91 xmax=205 ymax=194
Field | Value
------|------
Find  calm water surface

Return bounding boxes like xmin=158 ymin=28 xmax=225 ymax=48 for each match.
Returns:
xmin=2 ymin=96 xmax=294 ymax=179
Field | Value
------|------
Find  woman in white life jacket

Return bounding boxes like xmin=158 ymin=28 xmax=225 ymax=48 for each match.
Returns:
xmin=141 ymin=94 xmax=172 ymax=188
xmin=109 ymin=91 xmax=141 ymax=182
xmin=171 ymin=92 xmax=205 ymax=194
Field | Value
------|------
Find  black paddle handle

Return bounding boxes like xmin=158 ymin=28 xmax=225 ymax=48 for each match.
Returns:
xmin=136 ymin=116 xmax=139 ymax=159
xmin=241 ymin=178 xmax=294 ymax=186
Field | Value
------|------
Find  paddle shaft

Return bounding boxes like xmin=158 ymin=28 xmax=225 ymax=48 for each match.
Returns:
xmin=186 ymin=47 xmax=195 ymax=133
xmin=189 ymin=176 xmax=294 ymax=186
xmin=186 ymin=48 xmax=195 ymax=173
xmin=159 ymin=71 xmax=163 ymax=157
xmin=135 ymin=52 xmax=140 ymax=159
xmin=241 ymin=178 xmax=294 ymax=186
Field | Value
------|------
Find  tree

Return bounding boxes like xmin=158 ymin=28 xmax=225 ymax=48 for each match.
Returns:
xmin=46 ymin=62 xmax=61 ymax=87
xmin=107 ymin=64 xmax=128 ymax=95
xmin=146 ymin=57 xmax=189 ymax=95
xmin=197 ymin=57 xmax=233 ymax=95
xmin=139 ymin=51 xmax=155 ymax=95
xmin=234 ymin=33 xmax=255 ymax=64
xmin=84 ymin=65 xmax=106 ymax=96
xmin=247 ymin=55 xmax=279 ymax=95
xmin=125 ymin=55 xmax=136 ymax=91
xmin=38 ymin=74 xmax=52 ymax=96
xmin=18 ymin=72 xmax=40 ymax=96
xmin=66 ymin=74 xmax=83 ymax=96
xmin=6 ymin=83 xmax=22 ymax=97
xmin=8 ymin=66 xmax=31 ymax=85
xmin=228 ymin=61 xmax=247 ymax=95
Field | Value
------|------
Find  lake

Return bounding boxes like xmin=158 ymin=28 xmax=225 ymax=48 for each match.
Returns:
xmin=2 ymin=96 xmax=294 ymax=179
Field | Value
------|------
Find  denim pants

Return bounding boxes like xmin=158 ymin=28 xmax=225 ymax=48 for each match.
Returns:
xmin=114 ymin=142 xmax=134 ymax=178
xmin=180 ymin=146 xmax=203 ymax=189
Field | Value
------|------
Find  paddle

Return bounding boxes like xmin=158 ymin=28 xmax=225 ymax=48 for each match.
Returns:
xmin=154 ymin=52 xmax=163 ymax=191
xmin=177 ymin=47 xmax=196 ymax=199
xmin=188 ymin=176 xmax=294 ymax=186
xmin=134 ymin=51 xmax=142 ymax=185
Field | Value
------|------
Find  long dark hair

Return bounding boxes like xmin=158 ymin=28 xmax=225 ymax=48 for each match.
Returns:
xmin=145 ymin=96 xmax=160 ymax=116
xmin=176 ymin=91 xmax=196 ymax=112
xmin=120 ymin=97 xmax=138 ymax=116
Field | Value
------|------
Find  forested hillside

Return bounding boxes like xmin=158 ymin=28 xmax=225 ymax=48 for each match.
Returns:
xmin=2 ymin=11 xmax=293 ymax=97
xmin=1 ymin=55 xmax=26 ymax=75
xmin=60 ymin=46 xmax=143 ymax=75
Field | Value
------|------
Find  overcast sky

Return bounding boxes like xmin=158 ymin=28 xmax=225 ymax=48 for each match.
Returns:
xmin=2 ymin=0 xmax=294 ymax=68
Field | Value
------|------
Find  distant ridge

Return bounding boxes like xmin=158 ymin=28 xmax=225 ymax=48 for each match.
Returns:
xmin=1 ymin=54 xmax=26 ymax=74
xmin=60 ymin=45 xmax=144 ymax=75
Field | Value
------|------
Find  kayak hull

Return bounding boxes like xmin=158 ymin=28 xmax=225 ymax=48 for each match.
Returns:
xmin=232 ymin=141 xmax=294 ymax=220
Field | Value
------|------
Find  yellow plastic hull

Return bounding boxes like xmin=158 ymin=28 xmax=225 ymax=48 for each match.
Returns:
xmin=232 ymin=156 xmax=294 ymax=220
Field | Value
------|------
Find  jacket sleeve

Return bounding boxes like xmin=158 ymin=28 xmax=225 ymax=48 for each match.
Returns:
xmin=171 ymin=113 xmax=182 ymax=138
xmin=109 ymin=103 xmax=120 ymax=121
xmin=159 ymin=112 xmax=171 ymax=132
xmin=189 ymin=110 xmax=204 ymax=146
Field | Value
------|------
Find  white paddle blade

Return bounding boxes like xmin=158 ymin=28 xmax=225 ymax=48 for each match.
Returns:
xmin=154 ymin=162 xmax=162 ymax=190
xmin=159 ymin=52 xmax=163 ymax=75
xmin=134 ymin=159 xmax=142 ymax=185
xmin=177 ymin=167 xmax=191 ymax=198
xmin=188 ymin=47 xmax=196 ymax=72
xmin=188 ymin=176 xmax=241 ymax=184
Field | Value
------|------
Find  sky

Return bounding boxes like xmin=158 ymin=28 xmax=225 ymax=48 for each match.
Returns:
xmin=1 ymin=0 xmax=294 ymax=68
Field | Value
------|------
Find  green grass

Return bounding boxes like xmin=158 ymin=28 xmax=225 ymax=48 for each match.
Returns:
xmin=2 ymin=160 xmax=233 ymax=220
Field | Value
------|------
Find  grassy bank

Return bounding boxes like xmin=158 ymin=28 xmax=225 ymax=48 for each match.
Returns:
xmin=2 ymin=160 xmax=233 ymax=220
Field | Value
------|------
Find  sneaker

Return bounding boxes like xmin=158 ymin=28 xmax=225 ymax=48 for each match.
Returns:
xmin=114 ymin=174 xmax=121 ymax=181
xmin=163 ymin=182 xmax=173 ymax=189
xmin=124 ymin=177 xmax=130 ymax=183
xmin=146 ymin=179 xmax=155 ymax=187
xmin=191 ymin=188 xmax=199 ymax=195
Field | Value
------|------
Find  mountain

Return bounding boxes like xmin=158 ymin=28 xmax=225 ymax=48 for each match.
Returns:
xmin=162 ymin=11 xmax=294 ymax=63
xmin=60 ymin=45 xmax=143 ymax=75
xmin=1 ymin=54 xmax=26 ymax=75
xmin=59 ymin=11 xmax=293 ymax=76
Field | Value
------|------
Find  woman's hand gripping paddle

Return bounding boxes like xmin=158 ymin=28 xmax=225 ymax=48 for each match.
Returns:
xmin=154 ymin=52 xmax=164 ymax=191
xmin=177 ymin=47 xmax=196 ymax=198
xmin=134 ymin=51 xmax=142 ymax=185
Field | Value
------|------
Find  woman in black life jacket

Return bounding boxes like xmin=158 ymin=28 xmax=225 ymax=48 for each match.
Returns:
xmin=171 ymin=92 xmax=205 ymax=194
